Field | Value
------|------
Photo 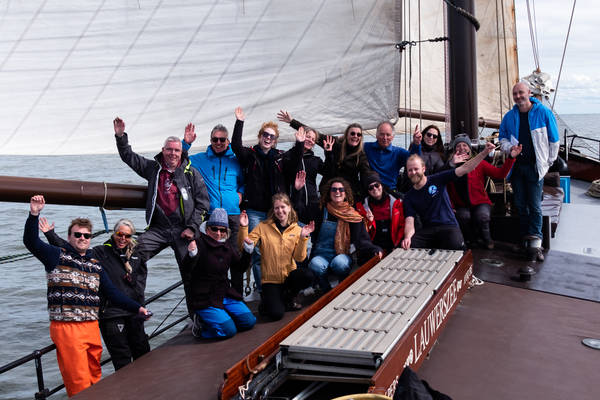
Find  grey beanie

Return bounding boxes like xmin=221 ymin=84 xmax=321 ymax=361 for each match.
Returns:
xmin=207 ymin=208 xmax=229 ymax=228
xmin=452 ymin=134 xmax=472 ymax=151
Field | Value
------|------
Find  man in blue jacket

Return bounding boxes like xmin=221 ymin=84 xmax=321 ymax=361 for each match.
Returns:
xmin=499 ymin=82 xmax=559 ymax=261
xmin=364 ymin=121 xmax=421 ymax=194
xmin=181 ymin=117 xmax=244 ymax=246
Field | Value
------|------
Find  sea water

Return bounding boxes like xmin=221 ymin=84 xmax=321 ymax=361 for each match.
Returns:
xmin=0 ymin=114 xmax=598 ymax=400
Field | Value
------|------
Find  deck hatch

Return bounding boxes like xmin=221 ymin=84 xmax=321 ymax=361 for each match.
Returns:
xmin=281 ymin=249 xmax=463 ymax=372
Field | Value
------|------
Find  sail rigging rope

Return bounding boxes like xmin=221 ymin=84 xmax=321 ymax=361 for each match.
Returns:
xmin=442 ymin=0 xmax=480 ymax=31
xmin=526 ymin=0 xmax=541 ymax=71
xmin=552 ymin=0 xmax=577 ymax=110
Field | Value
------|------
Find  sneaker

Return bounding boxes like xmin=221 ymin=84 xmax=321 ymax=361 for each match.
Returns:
xmin=191 ymin=314 xmax=202 ymax=338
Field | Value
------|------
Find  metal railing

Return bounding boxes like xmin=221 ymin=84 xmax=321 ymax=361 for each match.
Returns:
xmin=0 ymin=280 xmax=187 ymax=400
xmin=563 ymin=129 xmax=600 ymax=162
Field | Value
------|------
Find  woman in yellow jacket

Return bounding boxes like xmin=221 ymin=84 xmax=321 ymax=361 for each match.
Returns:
xmin=239 ymin=193 xmax=314 ymax=320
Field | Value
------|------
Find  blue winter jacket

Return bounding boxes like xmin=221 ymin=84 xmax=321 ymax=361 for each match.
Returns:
xmin=183 ymin=142 xmax=244 ymax=215
xmin=499 ymin=97 xmax=559 ymax=179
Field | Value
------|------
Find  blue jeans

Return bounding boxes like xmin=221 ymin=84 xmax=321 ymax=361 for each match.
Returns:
xmin=194 ymin=298 xmax=256 ymax=339
xmin=246 ymin=209 xmax=267 ymax=292
xmin=308 ymin=254 xmax=352 ymax=291
xmin=511 ymin=163 xmax=543 ymax=239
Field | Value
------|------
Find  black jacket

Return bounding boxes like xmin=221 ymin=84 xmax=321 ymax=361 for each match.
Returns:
xmin=231 ymin=119 xmax=302 ymax=211
xmin=115 ymin=133 xmax=209 ymax=232
xmin=290 ymin=149 xmax=325 ymax=224
xmin=181 ymin=233 xmax=245 ymax=310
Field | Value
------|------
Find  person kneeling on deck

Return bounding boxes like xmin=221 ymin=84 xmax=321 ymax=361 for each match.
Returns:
xmin=23 ymin=195 xmax=150 ymax=397
xmin=401 ymin=142 xmax=496 ymax=250
xmin=239 ymin=193 xmax=314 ymax=320
xmin=309 ymin=178 xmax=383 ymax=292
xmin=183 ymin=209 xmax=256 ymax=339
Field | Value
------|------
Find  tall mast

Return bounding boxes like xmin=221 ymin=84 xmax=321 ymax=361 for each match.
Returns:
xmin=447 ymin=0 xmax=478 ymax=140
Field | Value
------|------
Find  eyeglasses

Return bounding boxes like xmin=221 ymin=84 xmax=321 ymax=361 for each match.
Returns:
xmin=211 ymin=137 xmax=227 ymax=143
xmin=330 ymin=187 xmax=345 ymax=193
xmin=348 ymin=131 xmax=362 ymax=137
xmin=72 ymin=232 xmax=92 ymax=239
xmin=425 ymin=132 xmax=438 ymax=139
xmin=368 ymin=182 xmax=381 ymax=191
xmin=115 ymin=231 xmax=133 ymax=239
xmin=208 ymin=226 xmax=228 ymax=234
xmin=262 ymin=132 xmax=276 ymax=141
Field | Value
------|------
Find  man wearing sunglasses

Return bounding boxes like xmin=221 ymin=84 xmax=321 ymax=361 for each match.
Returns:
xmin=364 ymin=121 xmax=422 ymax=195
xmin=23 ymin=195 xmax=150 ymax=397
xmin=181 ymin=110 xmax=244 ymax=248
xmin=113 ymin=117 xmax=209 ymax=315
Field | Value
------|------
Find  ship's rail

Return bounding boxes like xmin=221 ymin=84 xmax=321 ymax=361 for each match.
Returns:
xmin=0 ymin=279 xmax=188 ymax=400
xmin=563 ymin=131 xmax=600 ymax=161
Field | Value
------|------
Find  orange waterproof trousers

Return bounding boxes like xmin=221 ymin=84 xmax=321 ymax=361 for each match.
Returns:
xmin=49 ymin=320 xmax=103 ymax=397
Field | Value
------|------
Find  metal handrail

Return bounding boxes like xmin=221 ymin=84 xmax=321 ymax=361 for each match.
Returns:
xmin=0 ymin=280 xmax=187 ymax=400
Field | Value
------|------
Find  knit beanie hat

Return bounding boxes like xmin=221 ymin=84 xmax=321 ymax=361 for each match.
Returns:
xmin=207 ymin=208 xmax=229 ymax=228
xmin=452 ymin=134 xmax=472 ymax=151
xmin=363 ymin=172 xmax=382 ymax=190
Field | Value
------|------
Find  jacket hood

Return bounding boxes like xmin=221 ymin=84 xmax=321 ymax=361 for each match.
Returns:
xmin=511 ymin=96 xmax=542 ymax=112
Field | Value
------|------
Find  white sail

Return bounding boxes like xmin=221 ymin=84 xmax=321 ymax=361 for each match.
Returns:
xmin=0 ymin=0 xmax=402 ymax=155
xmin=397 ymin=0 xmax=519 ymax=135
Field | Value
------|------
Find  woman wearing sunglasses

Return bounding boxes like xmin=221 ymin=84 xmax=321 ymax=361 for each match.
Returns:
xmin=399 ymin=124 xmax=446 ymax=193
xmin=238 ymin=193 xmax=314 ymax=321
xmin=277 ymin=110 xmax=372 ymax=200
xmin=183 ymin=208 xmax=256 ymax=339
xmin=309 ymin=178 xmax=382 ymax=292
xmin=356 ymin=173 xmax=405 ymax=253
xmin=39 ymin=217 xmax=150 ymax=370
xmin=231 ymin=107 xmax=304 ymax=293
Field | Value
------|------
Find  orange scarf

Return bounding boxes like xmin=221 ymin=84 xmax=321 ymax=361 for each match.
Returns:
xmin=326 ymin=202 xmax=365 ymax=254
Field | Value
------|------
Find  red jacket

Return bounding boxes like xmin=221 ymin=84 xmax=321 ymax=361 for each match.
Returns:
xmin=356 ymin=195 xmax=405 ymax=247
xmin=448 ymin=157 xmax=515 ymax=207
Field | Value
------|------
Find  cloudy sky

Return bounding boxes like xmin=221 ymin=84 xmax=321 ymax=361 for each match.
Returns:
xmin=514 ymin=0 xmax=598 ymax=114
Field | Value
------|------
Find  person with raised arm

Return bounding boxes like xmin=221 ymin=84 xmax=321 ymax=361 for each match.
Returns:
xmin=401 ymin=141 xmax=496 ymax=250
xmin=113 ymin=117 xmax=209 ymax=315
xmin=238 ymin=193 xmax=314 ymax=320
xmin=24 ymin=195 xmax=150 ymax=397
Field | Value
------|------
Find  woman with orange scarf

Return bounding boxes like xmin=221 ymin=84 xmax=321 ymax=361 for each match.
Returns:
xmin=308 ymin=178 xmax=382 ymax=292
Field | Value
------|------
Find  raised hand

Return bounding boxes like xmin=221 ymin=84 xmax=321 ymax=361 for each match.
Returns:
xmin=277 ymin=110 xmax=292 ymax=124
xmin=188 ymin=240 xmax=197 ymax=252
xmin=184 ymin=123 xmax=196 ymax=145
xmin=239 ymin=210 xmax=249 ymax=227
xmin=452 ymin=152 xmax=469 ymax=164
xmin=113 ymin=117 xmax=125 ymax=137
xmin=235 ymin=107 xmax=245 ymax=121
xmin=510 ymin=144 xmax=522 ymax=158
xmin=30 ymin=195 xmax=45 ymax=216
xmin=323 ymin=135 xmax=335 ymax=152
xmin=294 ymin=170 xmax=306 ymax=190
xmin=180 ymin=228 xmax=195 ymax=240
xmin=295 ymin=126 xmax=306 ymax=143
xmin=301 ymin=221 xmax=315 ymax=238
xmin=39 ymin=217 xmax=55 ymax=233
xmin=484 ymin=141 xmax=496 ymax=153
xmin=413 ymin=124 xmax=422 ymax=145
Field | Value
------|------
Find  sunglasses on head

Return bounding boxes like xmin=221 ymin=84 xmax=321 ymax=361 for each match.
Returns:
xmin=425 ymin=132 xmax=438 ymax=139
xmin=368 ymin=182 xmax=381 ymax=191
xmin=208 ymin=226 xmax=228 ymax=234
xmin=211 ymin=137 xmax=227 ymax=143
xmin=330 ymin=187 xmax=345 ymax=193
xmin=262 ymin=132 xmax=276 ymax=140
xmin=72 ymin=232 xmax=92 ymax=239
xmin=115 ymin=231 xmax=133 ymax=239
xmin=349 ymin=131 xmax=362 ymax=137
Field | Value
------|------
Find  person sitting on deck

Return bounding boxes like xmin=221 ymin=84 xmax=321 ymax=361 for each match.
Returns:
xmin=113 ymin=117 xmax=210 ymax=316
xmin=309 ymin=178 xmax=383 ymax=292
xmin=446 ymin=134 xmax=521 ymax=249
xmin=183 ymin=208 xmax=256 ymax=339
xmin=363 ymin=121 xmax=421 ymax=197
xmin=39 ymin=217 xmax=151 ymax=371
xmin=238 ymin=193 xmax=314 ymax=321
xmin=401 ymin=142 xmax=496 ymax=250
xmin=23 ymin=195 xmax=150 ymax=397
xmin=356 ymin=172 xmax=405 ymax=254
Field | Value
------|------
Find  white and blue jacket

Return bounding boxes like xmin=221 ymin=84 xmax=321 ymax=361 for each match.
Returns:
xmin=499 ymin=97 xmax=559 ymax=180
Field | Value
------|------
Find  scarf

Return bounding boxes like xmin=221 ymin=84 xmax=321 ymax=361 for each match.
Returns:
xmin=326 ymin=201 xmax=364 ymax=254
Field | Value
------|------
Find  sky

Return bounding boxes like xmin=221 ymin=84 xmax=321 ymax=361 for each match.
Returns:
xmin=514 ymin=0 xmax=599 ymax=114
